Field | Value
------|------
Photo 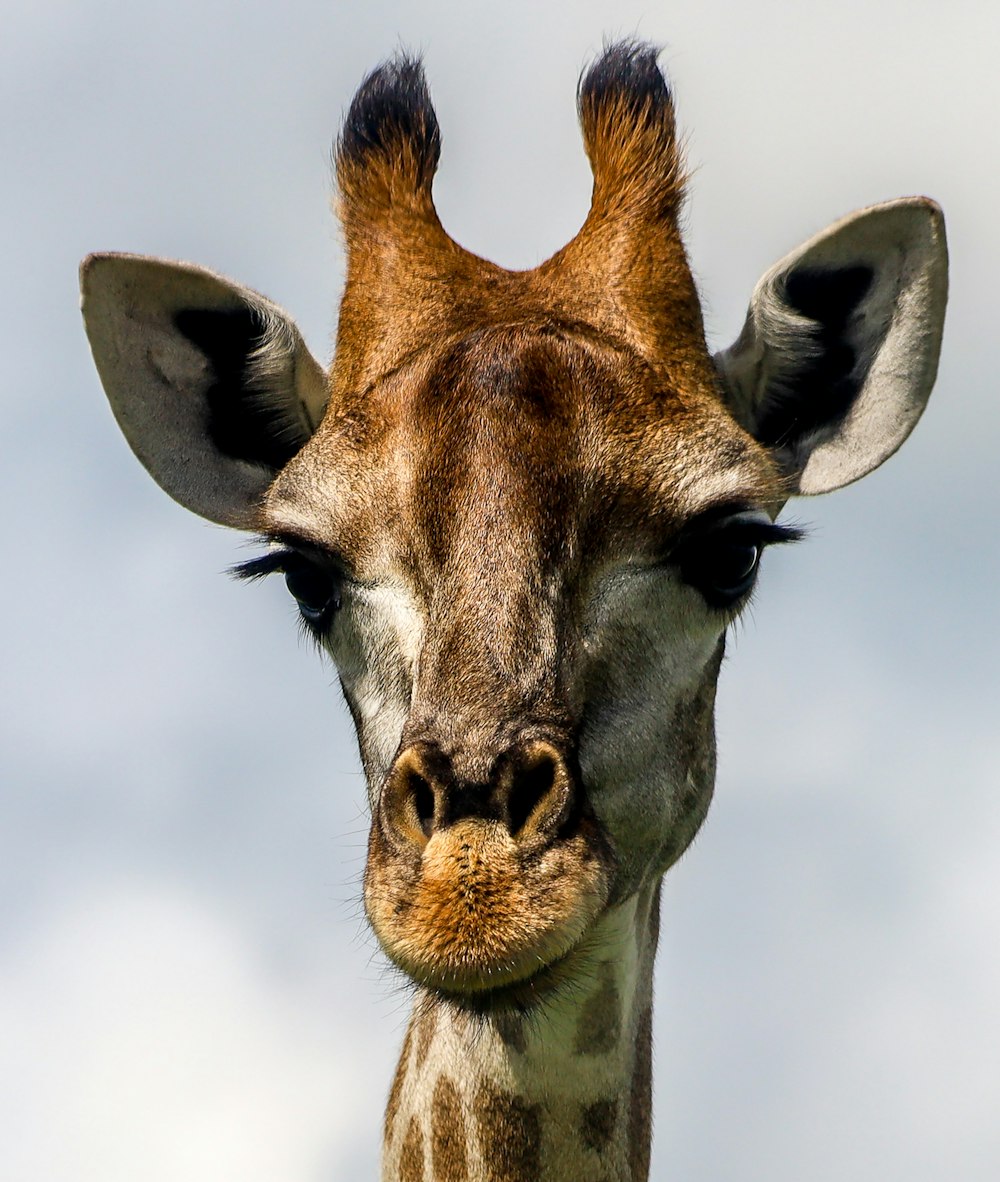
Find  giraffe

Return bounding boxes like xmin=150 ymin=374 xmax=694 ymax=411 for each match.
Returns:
xmin=80 ymin=42 xmax=947 ymax=1182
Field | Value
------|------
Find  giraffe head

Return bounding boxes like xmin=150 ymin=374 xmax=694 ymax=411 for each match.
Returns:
xmin=81 ymin=44 xmax=946 ymax=1008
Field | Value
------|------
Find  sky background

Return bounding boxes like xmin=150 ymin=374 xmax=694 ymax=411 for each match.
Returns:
xmin=2 ymin=2 xmax=998 ymax=1179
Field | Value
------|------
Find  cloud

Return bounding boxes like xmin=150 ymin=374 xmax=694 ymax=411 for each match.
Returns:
xmin=0 ymin=878 xmax=394 ymax=1182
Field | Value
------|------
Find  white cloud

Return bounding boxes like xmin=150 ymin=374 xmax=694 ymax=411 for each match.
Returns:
xmin=0 ymin=880 xmax=392 ymax=1182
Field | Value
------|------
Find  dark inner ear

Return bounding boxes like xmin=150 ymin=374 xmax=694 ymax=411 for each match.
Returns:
xmin=754 ymin=265 xmax=875 ymax=448
xmin=174 ymin=307 xmax=302 ymax=470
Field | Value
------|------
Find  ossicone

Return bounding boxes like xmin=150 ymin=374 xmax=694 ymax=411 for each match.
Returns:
xmin=576 ymin=40 xmax=686 ymax=220
xmin=336 ymin=54 xmax=441 ymax=213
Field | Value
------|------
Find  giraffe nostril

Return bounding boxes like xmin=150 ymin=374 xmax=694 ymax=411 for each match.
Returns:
xmin=507 ymin=751 xmax=557 ymax=837
xmin=497 ymin=741 xmax=573 ymax=842
xmin=380 ymin=744 xmax=447 ymax=851
xmin=382 ymin=739 xmax=573 ymax=851
xmin=410 ymin=773 xmax=435 ymax=838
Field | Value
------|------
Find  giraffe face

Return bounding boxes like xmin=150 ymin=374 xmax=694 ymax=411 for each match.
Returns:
xmin=82 ymin=46 xmax=945 ymax=1013
xmin=262 ymin=323 xmax=783 ymax=1001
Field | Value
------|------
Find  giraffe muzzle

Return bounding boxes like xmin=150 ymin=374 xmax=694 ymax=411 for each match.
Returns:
xmin=364 ymin=737 xmax=613 ymax=998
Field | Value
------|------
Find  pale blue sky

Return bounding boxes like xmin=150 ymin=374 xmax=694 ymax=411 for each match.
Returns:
xmin=2 ymin=2 xmax=998 ymax=1179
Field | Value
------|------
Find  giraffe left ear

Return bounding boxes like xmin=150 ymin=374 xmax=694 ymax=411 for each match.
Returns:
xmin=81 ymin=253 xmax=328 ymax=529
xmin=714 ymin=197 xmax=947 ymax=495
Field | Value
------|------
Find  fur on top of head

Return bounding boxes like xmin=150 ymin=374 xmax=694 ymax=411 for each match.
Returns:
xmin=329 ymin=42 xmax=700 ymax=401
xmin=334 ymin=40 xmax=685 ymax=234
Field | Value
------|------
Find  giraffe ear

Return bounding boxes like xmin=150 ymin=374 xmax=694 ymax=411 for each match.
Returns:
xmin=714 ymin=198 xmax=947 ymax=495
xmin=81 ymin=253 xmax=328 ymax=529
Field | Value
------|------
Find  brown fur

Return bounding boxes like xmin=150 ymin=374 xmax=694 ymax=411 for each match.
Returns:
xmin=298 ymin=320 xmax=779 ymax=996
xmin=580 ymin=1098 xmax=619 ymax=1155
xmin=431 ymin=1076 xmax=469 ymax=1181
xmin=627 ymin=1008 xmax=654 ymax=1182
xmin=400 ymin=1116 xmax=426 ymax=1182
xmin=414 ymin=1000 xmax=439 ymax=1071
xmin=385 ymin=1021 xmax=413 ymax=1143
xmin=573 ymin=961 xmax=622 ymax=1056
xmin=365 ymin=815 xmax=610 ymax=994
xmin=473 ymin=1086 xmax=542 ymax=1182
xmin=324 ymin=44 xmax=719 ymax=443
xmin=494 ymin=1012 xmax=527 ymax=1054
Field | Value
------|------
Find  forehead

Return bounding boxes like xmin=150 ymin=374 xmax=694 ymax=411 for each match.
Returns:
xmin=264 ymin=326 xmax=782 ymax=568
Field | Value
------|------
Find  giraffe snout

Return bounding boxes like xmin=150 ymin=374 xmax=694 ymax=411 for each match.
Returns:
xmin=379 ymin=737 xmax=575 ymax=854
xmin=364 ymin=737 xmax=612 ymax=998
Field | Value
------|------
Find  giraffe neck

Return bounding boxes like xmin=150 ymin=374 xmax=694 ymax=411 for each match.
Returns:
xmin=382 ymin=883 xmax=661 ymax=1182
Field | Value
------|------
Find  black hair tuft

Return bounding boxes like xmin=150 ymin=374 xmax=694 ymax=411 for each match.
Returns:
xmin=578 ymin=39 xmax=672 ymax=123
xmin=337 ymin=54 xmax=440 ymax=188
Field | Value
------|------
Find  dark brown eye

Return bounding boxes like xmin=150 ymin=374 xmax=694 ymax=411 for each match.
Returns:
xmin=283 ymin=556 xmax=341 ymax=624
xmin=680 ymin=539 xmax=761 ymax=607
xmin=230 ymin=545 xmax=346 ymax=630
xmin=674 ymin=509 xmax=803 ymax=610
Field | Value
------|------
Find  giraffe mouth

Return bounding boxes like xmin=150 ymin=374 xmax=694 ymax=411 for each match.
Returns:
xmin=365 ymin=816 xmax=612 ymax=1002
xmin=431 ymin=936 xmax=593 ymax=1014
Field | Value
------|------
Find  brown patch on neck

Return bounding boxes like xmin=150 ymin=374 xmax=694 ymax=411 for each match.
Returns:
xmin=628 ymin=1006 xmax=654 ymax=1181
xmin=493 ymin=1011 xmax=527 ymax=1055
xmin=473 ymin=1085 xmax=542 ymax=1182
xmin=573 ymin=960 xmax=622 ymax=1056
xmin=385 ymin=1020 xmax=414 ymax=1143
xmin=431 ymin=1075 xmax=468 ymax=1181
xmin=414 ymin=999 xmax=439 ymax=1070
xmin=399 ymin=1115 xmax=426 ymax=1182
xmin=580 ymin=1097 xmax=619 ymax=1154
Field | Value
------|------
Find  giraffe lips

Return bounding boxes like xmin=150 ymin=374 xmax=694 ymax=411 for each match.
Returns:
xmin=434 ymin=940 xmax=592 ymax=1014
xmin=364 ymin=817 xmax=611 ymax=998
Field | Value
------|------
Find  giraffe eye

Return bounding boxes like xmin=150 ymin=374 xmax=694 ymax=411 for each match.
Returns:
xmin=674 ymin=509 xmax=804 ymax=610
xmin=230 ymin=547 xmax=343 ymax=629
xmin=680 ymin=539 xmax=761 ymax=607
xmin=282 ymin=555 xmax=341 ymax=624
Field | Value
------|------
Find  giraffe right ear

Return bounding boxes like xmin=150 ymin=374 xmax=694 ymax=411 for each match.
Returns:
xmin=714 ymin=198 xmax=947 ymax=495
xmin=81 ymin=253 xmax=328 ymax=529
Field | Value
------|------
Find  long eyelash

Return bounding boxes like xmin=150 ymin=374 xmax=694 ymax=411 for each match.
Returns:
xmin=678 ymin=516 xmax=807 ymax=555
xmin=228 ymin=548 xmax=295 ymax=582
xmin=677 ymin=501 xmax=808 ymax=550
xmin=746 ymin=520 xmax=807 ymax=547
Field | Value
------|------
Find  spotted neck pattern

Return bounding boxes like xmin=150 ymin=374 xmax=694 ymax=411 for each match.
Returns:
xmin=382 ymin=884 xmax=661 ymax=1182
